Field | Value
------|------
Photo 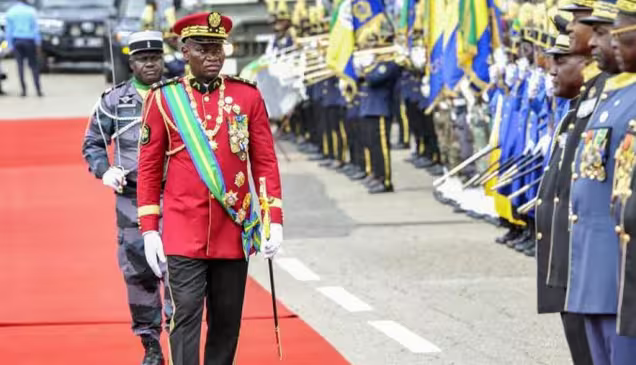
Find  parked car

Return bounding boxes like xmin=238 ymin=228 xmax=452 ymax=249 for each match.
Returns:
xmin=36 ymin=0 xmax=115 ymax=72
xmin=103 ymin=0 xmax=145 ymax=83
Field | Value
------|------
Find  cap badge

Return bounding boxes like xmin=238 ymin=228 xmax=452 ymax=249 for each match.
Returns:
xmin=208 ymin=12 xmax=222 ymax=28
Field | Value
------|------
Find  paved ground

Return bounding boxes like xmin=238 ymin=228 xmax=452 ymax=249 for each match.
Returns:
xmin=0 ymin=62 xmax=573 ymax=364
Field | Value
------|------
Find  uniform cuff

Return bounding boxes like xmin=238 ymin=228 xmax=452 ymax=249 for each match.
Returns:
xmin=270 ymin=207 xmax=283 ymax=225
xmin=140 ymin=215 xmax=160 ymax=233
xmin=94 ymin=162 xmax=110 ymax=179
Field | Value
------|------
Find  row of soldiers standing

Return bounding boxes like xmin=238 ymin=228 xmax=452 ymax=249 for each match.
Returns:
xmin=263 ymin=0 xmax=448 ymax=194
xmin=259 ymin=0 xmax=636 ymax=363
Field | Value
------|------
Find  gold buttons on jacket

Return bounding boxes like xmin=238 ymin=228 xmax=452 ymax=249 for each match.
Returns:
xmin=204 ymin=96 xmax=210 ymax=102
xmin=572 ymin=173 xmax=579 ymax=181
xmin=616 ymin=225 xmax=623 ymax=234
xmin=537 ymin=199 xmax=543 ymax=206
xmin=570 ymin=214 xmax=578 ymax=223
xmin=622 ymin=234 xmax=631 ymax=245
xmin=206 ymin=115 xmax=212 ymax=120
xmin=554 ymin=197 xmax=560 ymax=204
xmin=537 ymin=232 xmax=543 ymax=240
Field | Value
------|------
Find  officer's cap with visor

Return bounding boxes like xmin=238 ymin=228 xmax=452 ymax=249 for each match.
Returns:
xmin=127 ymin=30 xmax=164 ymax=55
xmin=173 ymin=11 xmax=233 ymax=44
xmin=560 ymin=0 xmax=594 ymax=12
xmin=610 ymin=0 xmax=636 ymax=37
xmin=580 ymin=0 xmax=619 ymax=24
xmin=545 ymin=33 xmax=572 ymax=55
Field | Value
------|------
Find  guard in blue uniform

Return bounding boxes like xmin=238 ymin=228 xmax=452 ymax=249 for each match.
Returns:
xmin=82 ymin=31 xmax=172 ymax=365
xmin=322 ymin=76 xmax=347 ymax=169
xmin=567 ymin=0 xmax=636 ymax=360
xmin=358 ymin=33 xmax=400 ymax=194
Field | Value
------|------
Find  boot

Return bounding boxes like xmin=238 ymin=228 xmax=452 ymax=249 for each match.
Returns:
xmin=141 ymin=335 xmax=164 ymax=365
xmin=508 ymin=228 xmax=530 ymax=248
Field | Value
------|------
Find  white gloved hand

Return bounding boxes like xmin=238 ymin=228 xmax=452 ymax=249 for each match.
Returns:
xmin=143 ymin=231 xmax=166 ymax=278
xmin=504 ymin=63 xmax=517 ymax=88
xmin=527 ymin=69 xmax=542 ymax=99
xmin=544 ymin=74 xmax=554 ymax=98
xmin=102 ymin=166 xmax=126 ymax=193
xmin=261 ymin=223 xmax=283 ymax=259
xmin=410 ymin=46 xmax=426 ymax=69
xmin=421 ymin=76 xmax=430 ymax=97
xmin=516 ymin=57 xmax=529 ymax=76
xmin=533 ymin=134 xmax=552 ymax=156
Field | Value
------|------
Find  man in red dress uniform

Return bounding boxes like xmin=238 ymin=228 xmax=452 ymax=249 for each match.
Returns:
xmin=137 ymin=11 xmax=283 ymax=365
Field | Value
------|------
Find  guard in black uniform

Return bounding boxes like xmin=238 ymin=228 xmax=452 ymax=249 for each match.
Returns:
xmin=535 ymin=32 xmax=594 ymax=365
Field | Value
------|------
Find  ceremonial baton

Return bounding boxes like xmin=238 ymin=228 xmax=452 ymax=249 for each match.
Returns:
xmin=474 ymin=153 xmax=528 ymax=187
xmin=517 ymin=196 xmax=538 ymax=215
xmin=263 ymin=216 xmax=283 ymax=359
xmin=433 ymin=144 xmax=497 ymax=188
xmin=490 ymin=163 xmax=544 ymax=191
xmin=506 ymin=176 xmax=542 ymax=200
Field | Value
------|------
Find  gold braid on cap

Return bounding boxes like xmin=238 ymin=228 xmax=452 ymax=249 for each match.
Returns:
xmin=592 ymin=1 xmax=618 ymax=19
xmin=611 ymin=24 xmax=636 ymax=35
xmin=617 ymin=0 xmax=636 ymax=14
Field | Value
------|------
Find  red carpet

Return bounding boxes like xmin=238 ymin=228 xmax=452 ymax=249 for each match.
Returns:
xmin=0 ymin=118 xmax=349 ymax=364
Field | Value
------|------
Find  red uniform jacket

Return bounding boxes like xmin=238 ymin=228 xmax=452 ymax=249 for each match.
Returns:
xmin=137 ymin=76 xmax=283 ymax=259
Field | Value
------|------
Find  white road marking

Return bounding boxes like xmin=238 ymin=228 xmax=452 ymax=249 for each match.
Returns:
xmin=368 ymin=320 xmax=441 ymax=353
xmin=317 ymin=286 xmax=373 ymax=312
xmin=275 ymin=258 xmax=320 ymax=281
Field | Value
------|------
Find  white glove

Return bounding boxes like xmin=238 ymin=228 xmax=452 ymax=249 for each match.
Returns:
xmin=544 ymin=74 xmax=554 ymax=98
xmin=516 ymin=57 xmax=529 ymax=76
xmin=410 ymin=46 xmax=426 ymax=69
xmin=527 ymin=69 xmax=542 ymax=99
xmin=421 ymin=76 xmax=430 ymax=97
xmin=533 ymin=134 xmax=552 ymax=156
xmin=102 ymin=166 xmax=126 ymax=193
xmin=493 ymin=47 xmax=507 ymax=69
xmin=504 ymin=63 xmax=517 ymax=88
xmin=261 ymin=223 xmax=283 ymax=259
xmin=143 ymin=231 xmax=166 ymax=278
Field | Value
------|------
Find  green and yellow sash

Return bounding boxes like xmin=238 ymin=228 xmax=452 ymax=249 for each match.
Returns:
xmin=161 ymin=82 xmax=261 ymax=258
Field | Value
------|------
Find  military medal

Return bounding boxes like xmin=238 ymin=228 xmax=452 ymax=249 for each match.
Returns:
xmin=184 ymin=75 xmax=227 ymax=150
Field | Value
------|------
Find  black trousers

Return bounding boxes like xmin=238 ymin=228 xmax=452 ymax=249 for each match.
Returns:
xmin=325 ymin=106 xmax=346 ymax=162
xmin=345 ymin=114 xmax=361 ymax=169
xmin=561 ymin=312 xmax=594 ymax=365
xmin=13 ymin=38 xmax=41 ymax=94
xmin=395 ymin=98 xmax=410 ymax=146
xmin=364 ymin=116 xmax=392 ymax=186
xmin=166 ymin=256 xmax=249 ymax=365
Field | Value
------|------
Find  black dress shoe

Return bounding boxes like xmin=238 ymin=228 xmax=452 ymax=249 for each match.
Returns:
xmin=515 ymin=234 xmax=536 ymax=252
xmin=362 ymin=176 xmax=378 ymax=187
xmin=414 ymin=157 xmax=435 ymax=169
xmin=368 ymin=182 xmax=394 ymax=194
xmin=350 ymin=171 xmax=367 ymax=180
xmin=141 ymin=335 xmax=164 ymax=365
xmin=308 ymin=153 xmax=326 ymax=161
xmin=319 ymin=159 xmax=334 ymax=167
xmin=495 ymin=227 xmax=522 ymax=244
xmin=508 ymin=229 xmax=530 ymax=248
xmin=427 ymin=164 xmax=444 ymax=176
xmin=404 ymin=153 xmax=418 ymax=163
xmin=524 ymin=242 xmax=536 ymax=257
xmin=345 ymin=165 xmax=362 ymax=177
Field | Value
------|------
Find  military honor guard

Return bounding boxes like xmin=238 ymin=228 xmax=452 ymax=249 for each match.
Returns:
xmin=535 ymin=32 xmax=594 ymax=365
xmin=82 ymin=31 xmax=171 ymax=365
xmin=564 ymin=0 xmax=636 ymax=361
xmin=137 ymin=12 xmax=284 ymax=365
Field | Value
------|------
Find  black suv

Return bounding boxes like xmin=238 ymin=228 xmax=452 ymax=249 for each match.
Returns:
xmin=103 ymin=0 xmax=145 ymax=83
xmin=36 ymin=0 xmax=115 ymax=71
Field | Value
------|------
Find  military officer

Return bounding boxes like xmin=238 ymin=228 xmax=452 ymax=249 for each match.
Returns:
xmin=545 ymin=0 xmax=603 ymax=299
xmin=137 ymin=12 xmax=284 ymax=365
xmin=163 ymin=28 xmax=186 ymax=78
xmin=82 ymin=31 xmax=171 ymax=365
xmin=566 ymin=0 xmax=636 ymax=361
xmin=535 ymin=32 xmax=594 ymax=365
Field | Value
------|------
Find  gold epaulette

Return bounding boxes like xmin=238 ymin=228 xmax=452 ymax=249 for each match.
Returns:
xmin=151 ymin=76 xmax=181 ymax=90
xmin=225 ymin=75 xmax=257 ymax=88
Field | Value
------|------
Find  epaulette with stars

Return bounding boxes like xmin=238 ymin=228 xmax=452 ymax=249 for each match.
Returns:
xmin=102 ymin=80 xmax=127 ymax=97
xmin=225 ymin=75 xmax=257 ymax=88
xmin=151 ymin=76 xmax=181 ymax=90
